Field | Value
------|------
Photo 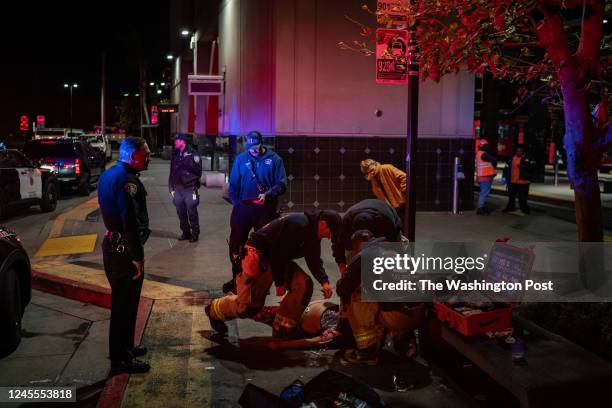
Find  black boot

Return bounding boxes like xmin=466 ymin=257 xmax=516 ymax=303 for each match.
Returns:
xmin=178 ymin=232 xmax=191 ymax=241
xmin=130 ymin=345 xmax=147 ymax=358
xmin=222 ymin=279 xmax=235 ymax=294
xmin=189 ymin=234 xmax=199 ymax=242
xmin=476 ymin=207 xmax=491 ymax=215
xmin=111 ymin=358 xmax=150 ymax=374
xmin=205 ymin=304 xmax=228 ymax=334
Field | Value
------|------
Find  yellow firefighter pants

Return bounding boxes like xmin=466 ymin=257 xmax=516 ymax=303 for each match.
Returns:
xmin=346 ymin=291 xmax=424 ymax=349
xmin=209 ymin=254 xmax=313 ymax=336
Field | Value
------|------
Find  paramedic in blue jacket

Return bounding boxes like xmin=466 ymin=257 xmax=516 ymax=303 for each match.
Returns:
xmin=225 ymin=130 xmax=287 ymax=293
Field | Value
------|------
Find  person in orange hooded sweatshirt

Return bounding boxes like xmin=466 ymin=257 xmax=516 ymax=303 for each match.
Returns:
xmin=360 ymin=159 xmax=406 ymax=225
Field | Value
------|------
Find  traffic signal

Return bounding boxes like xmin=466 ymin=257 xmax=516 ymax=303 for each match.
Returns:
xmin=19 ymin=115 xmax=29 ymax=131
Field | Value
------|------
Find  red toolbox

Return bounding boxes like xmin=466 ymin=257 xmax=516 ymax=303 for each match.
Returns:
xmin=433 ymin=300 xmax=514 ymax=337
xmin=433 ymin=242 xmax=534 ymax=337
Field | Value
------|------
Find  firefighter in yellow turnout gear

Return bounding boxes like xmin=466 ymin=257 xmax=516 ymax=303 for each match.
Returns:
xmin=206 ymin=210 xmax=341 ymax=338
xmin=337 ymin=230 xmax=425 ymax=365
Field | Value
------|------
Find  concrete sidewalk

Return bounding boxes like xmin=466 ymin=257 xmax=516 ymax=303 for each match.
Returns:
xmin=487 ymin=166 xmax=612 ymax=209
xmin=21 ymin=158 xmax=604 ymax=407
xmin=0 ymin=290 xmax=110 ymax=391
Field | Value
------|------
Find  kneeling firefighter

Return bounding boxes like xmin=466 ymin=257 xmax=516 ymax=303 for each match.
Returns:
xmin=337 ymin=230 xmax=425 ymax=365
xmin=206 ymin=210 xmax=342 ymax=338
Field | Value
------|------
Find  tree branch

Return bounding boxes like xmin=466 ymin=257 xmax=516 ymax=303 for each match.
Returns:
xmin=576 ymin=0 xmax=604 ymax=74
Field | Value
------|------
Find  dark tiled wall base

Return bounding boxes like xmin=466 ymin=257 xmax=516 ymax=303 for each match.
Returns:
xmin=265 ymin=136 xmax=474 ymax=212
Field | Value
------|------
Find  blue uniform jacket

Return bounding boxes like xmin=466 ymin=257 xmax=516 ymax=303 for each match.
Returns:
xmin=98 ymin=161 xmax=150 ymax=262
xmin=228 ymin=148 xmax=287 ymax=205
xmin=168 ymin=146 xmax=203 ymax=191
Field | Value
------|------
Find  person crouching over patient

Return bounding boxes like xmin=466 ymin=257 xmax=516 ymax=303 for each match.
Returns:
xmin=337 ymin=230 xmax=425 ymax=365
xmin=206 ymin=210 xmax=342 ymax=338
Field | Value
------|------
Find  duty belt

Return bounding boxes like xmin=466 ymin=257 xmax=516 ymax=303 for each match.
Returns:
xmin=105 ymin=230 xmax=127 ymax=253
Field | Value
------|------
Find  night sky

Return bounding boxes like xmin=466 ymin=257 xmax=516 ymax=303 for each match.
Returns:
xmin=0 ymin=1 xmax=169 ymax=141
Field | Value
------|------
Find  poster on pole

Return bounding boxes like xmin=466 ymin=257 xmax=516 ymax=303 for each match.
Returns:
xmin=375 ymin=28 xmax=409 ymax=84
xmin=376 ymin=0 xmax=409 ymax=27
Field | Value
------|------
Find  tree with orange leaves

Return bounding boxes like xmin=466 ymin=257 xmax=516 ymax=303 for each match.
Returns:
xmin=341 ymin=1 xmax=611 ymax=241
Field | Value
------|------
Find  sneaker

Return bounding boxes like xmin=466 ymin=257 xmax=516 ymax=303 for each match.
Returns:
xmin=205 ymin=304 xmax=228 ymax=334
xmin=342 ymin=347 xmax=379 ymax=365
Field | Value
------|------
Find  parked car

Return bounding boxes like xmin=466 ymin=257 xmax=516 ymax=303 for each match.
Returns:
xmin=0 ymin=150 xmax=59 ymax=219
xmin=80 ymin=134 xmax=112 ymax=162
xmin=23 ymin=139 xmax=106 ymax=196
xmin=0 ymin=227 xmax=31 ymax=358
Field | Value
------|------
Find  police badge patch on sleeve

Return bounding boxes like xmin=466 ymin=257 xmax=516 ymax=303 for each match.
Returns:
xmin=125 ymin=182 xmax=138 ymax=197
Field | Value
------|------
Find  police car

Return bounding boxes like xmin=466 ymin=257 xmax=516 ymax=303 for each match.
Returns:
xmin=0 ymin=150 xmax=59 ymax=219
xmin=0 ymin=227 xmax=31 ymax=358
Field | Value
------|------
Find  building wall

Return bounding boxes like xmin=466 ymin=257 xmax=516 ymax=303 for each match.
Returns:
xmin=170 ymin=56 xmax=192 ymax=134
xmin=217 ymin=0 xmax=476 ymax=211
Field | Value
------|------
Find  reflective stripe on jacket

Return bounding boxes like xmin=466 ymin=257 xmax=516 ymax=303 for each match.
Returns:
xmin=476 ymin=150 xmax=496 ymax=177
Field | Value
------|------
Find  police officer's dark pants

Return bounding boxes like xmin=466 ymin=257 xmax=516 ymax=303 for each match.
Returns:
xmin=173 ymin=187 xmax=200 ymax=236
xmin=102 ymin=238 xmax=144 ymax=361
xmin=507 ymin=183 xmax=530 ymax=213
xmin=228 ymin=202 xmax=278 ymax=260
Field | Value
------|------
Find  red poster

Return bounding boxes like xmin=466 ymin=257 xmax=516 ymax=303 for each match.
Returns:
xmin=376 ymin=28 xmax=409 ymax=84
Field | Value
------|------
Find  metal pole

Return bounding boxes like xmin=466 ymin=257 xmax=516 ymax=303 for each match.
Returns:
xmin=69 ymin=86 xmax=73 ymax=135
xmin=453 ymin=157 xmax=460 ymax=214
xmin=404 ymin=28 xmax=419 ymax=242
xmin=101 ymin=53 xmax=106 ymax=138
xmin=554 ymin=152 xmax=559 ymax=187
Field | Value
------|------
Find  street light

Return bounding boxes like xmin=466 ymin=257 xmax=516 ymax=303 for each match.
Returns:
xmin=166 ymin=54 xmax=173 ymax=60
xmin=63 ymin=83 xmax=78 ymax=135
xmin=160 ymin=82 xmax=166 ymax=86
xmin=149 ymin=82 xmax=155 ymax=86
xmin=123 ymin=92 xmax=130 ymax=97
xmin=180 ymin=29 xmax=190 ymax=37
xmin=156 ymin=89 xmax=162 ymax=95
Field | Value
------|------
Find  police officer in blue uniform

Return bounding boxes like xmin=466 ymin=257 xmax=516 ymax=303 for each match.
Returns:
xmin=169 ymin=134 xmax=203 ymax=242
xmin=224 ymin=131 xmax=287 ymax=293
xmin=98 ymin=137 xmax=151 ymax=373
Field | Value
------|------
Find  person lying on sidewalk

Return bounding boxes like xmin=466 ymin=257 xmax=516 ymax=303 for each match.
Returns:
xmin=331 ymin=199 xmax=404 ymax=273
xmin=336 ymin=230 xmax=425 ymax=365
xmin=205 ymin=210 xmax=342 ymax=339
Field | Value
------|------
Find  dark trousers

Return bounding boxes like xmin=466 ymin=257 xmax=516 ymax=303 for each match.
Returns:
xmin=102 ymin=237 xmax=144 ymax=361
xmin=506 ymin=183 xmax=530 ymax=212
xmin=228 ymin=202 xmax=278 ymax=262
xmin=173 ymin=187 xmax=200 ymax=236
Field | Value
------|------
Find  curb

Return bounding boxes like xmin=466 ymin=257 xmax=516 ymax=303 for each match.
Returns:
xmin=31 ymin=270 xmax=153 ymax=408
